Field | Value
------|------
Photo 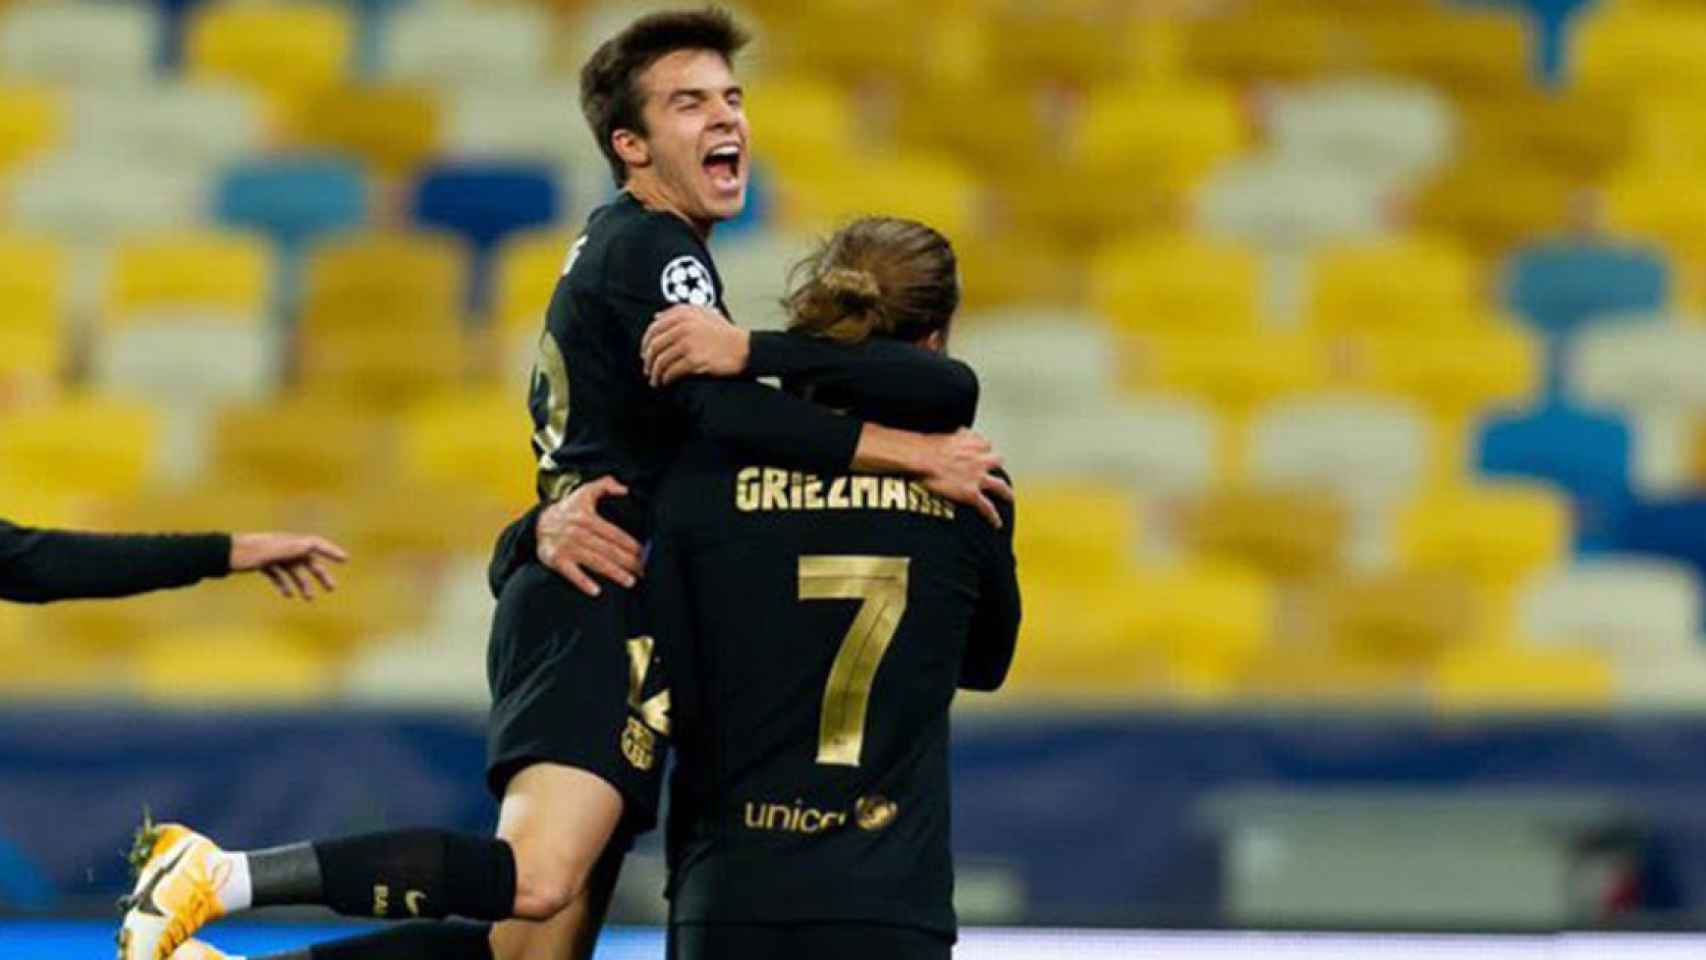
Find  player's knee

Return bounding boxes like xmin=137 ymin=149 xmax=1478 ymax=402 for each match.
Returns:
xmin=507 ymin=839 xmax=588 ymax=920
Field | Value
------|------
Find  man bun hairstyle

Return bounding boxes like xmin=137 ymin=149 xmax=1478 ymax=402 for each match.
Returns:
xmin=785 ymin=217 xmax=960 ymax=346
xmin=579 ymin=7 xmax=751 ymax=187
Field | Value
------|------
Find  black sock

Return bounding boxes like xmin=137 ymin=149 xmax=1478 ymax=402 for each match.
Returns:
xmin=254 ymin=921 xmax=493 ymax=960
xmin=248 ymin=843 xmax=323 ymax=909
xmin=307 ymin=829 xmax=517 ymax=921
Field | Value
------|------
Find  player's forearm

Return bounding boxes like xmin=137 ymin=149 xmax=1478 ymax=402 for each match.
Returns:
xmin=0 ymin=524 xmax=231 ymax=604
xmin=676 ymin=379 xmax=863 ymax=474
xmin=960 ymin=573 xmax=1020 ymax=692
xmin=747 ymin=334 xmax=979 ymax=431
xmin=850 ymin=423 xmax=938 ymax=476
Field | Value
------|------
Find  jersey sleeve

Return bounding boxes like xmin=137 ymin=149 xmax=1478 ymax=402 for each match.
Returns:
xmin=959 ymin=474 xmax=1019 ymax=692
xmin=605 ymin=215 xmax=862 ymax=474
xmin=0 ymin=519 xmax=231 ymax=604
xmin=747 ymin=333 xmax=979 ymax=433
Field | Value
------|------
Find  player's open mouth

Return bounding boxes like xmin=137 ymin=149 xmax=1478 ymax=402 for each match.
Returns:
xmin=703 ymin=144 xmax=743 ymax=192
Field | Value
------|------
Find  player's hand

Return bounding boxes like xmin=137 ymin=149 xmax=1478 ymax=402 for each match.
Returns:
xmin=919 ymin=429 xmax=1012 ymax=530
xmin=230 ymin=533 xmax=349 ymax=602
xmin=536 ymin=476 xmax=644 ymax=597
xmin=641 ymin=305 xmax=750 ymax=387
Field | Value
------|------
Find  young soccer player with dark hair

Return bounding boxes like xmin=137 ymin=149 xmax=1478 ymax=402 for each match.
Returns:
xmin=125 ymin=9 xmax=1007 ymax=960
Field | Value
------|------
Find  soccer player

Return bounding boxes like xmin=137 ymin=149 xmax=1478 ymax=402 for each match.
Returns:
xmin=126 ymin=9 xmax=1005 ymax=960
xmin=648 ymin=217 xmax=1020 ymax=960
xmin=0 ymin=521 xmax=345 ymax=604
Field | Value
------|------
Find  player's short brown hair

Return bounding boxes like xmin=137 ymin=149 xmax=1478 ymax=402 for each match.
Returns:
xmin=579 ymin=7 xmax=750 ymax=187
xmin=785 ymin=218 xmax=961 ymax=346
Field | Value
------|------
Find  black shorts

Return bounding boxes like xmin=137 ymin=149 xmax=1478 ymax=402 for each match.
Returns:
xmin=485 ymin=561 xmax=669 ymax=834
xmin=668 ymin=923 xmax=951 ymax=960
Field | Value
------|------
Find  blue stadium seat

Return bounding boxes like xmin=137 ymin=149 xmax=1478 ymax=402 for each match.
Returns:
xmin=1452 ymin=0 xmax=1598 ymax=86
xmin=1502 ymin=240 xmax=1669 ymax=394
xmin=1617 ymin=496 xmax=1706 ymax=585
xmin=1475 ymin=401 xmax=1632 ymax=552
xmin=215 ymin=155 xmax=367 ymax=254
xmin=410 ymin=162 xmax=559 ymax=311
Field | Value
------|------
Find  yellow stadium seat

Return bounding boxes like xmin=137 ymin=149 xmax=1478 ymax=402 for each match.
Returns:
xmin=0 ymin=622 xmax=126 ymax=697
xmin=326 ymin=483 xmax=513 ymax=564
xmin=0 ymin=396 xmax=158 ymax=498
xmin=1239 ymin=650 xmax=1424 ymax=704
xmin=1135 ymin=563 xmax=1276 ymax=699
xmin=742 ymin=77 xmax=857 ymax=180
xmin=1408 ymin=163 xmax=1577 ymax=258
xmin=1309 ymin=236 xmax=1486 ymax=335
xmin=761 ymin=0 xmax=931 ymax=82
xmin=1457 ymin=91 xmax=1635 ymax=181
xmin=1073 ymin=85 xmax=1247 ymax=192
xmin=398 ymin=390 xmax=535 ymax=508
xmin=282 ymin=84 xmax=440 ymax=178
xmin=1300 ymin=571 xmax=1480 ymax=668
xmin=1123 ymin=332 xmax=1330 ymax=413
xmin=0 ymin=233 xmax=65 ymax=385
xmin=186 ymin=3 xmax=353 ymax=102
xmin=212 ymin=397 xmax=390 ymax=496
xmin=1433 ymin=644 xmax=1613 ymax=711
xmin=1183 ymin=14 xmax=1339 ymax=84
xmin=1013 ymin=482 xmax=1141 ymax=582
xmin=1001 ymin=165 xmax=1181 ymax=245
xmin=0 ymin=84 xmax=59 ymax=175
xmin=1630 ymin=100 xmax=1706 ymax=169
xmin=493 ymin=229 xmax=573 ymax=336
xmin=1006 ymin=572 xmax=1165 ymax=699
xmin=983 ymin=6 xmax=1136 ymax=86
xmin=1576 ymin=9 xmax=1706 ymax=98
xmin=1091 ymin=236 xmax=1260 ymax=334
xmin=1366 ymin=10 xmax=1529 ymax=94
xmin=953 ymin=230 xmax=1080 ymax=310
xmin=302 ymin=230 xmax=467 ymax=332
xmin=298 ymin=324 xmax=467 ymax=410
xmin=1604 ymin=168 xmax=1706 ymax=261
xmin=1349 ymin=327 xmax=1540 ymax=479
xmin=1397 ymin=483 xmax=1570 ymax=589
xmin=783 ymin=152 xmax=981 ymax=240
xmin=136 ymin=624 xmax=337 ymax=704
xmin=1175 ymin=487 xmax=1348 ymax=581
xmin=105 ymin=230 xmax=271 ymax=321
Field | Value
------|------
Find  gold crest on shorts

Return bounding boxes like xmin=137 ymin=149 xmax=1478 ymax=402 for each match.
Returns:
xmin=621 ymin=716 xmax=656 ymax=770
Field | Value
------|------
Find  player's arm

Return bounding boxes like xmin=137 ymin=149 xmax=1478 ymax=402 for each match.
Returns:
xmin=960 ymin=475 xmax=1020 ymax=692
xmin=643 ymin=306 xmax=980 ymax=428
xmin=0 ymin=520 xmax=345 ymax=604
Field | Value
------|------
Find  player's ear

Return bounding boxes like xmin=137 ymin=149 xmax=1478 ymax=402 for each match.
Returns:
xmin=920 ymin=330 xmax=946 ymax=354
xmin=613 ymin=128 xmax=651 ymax=169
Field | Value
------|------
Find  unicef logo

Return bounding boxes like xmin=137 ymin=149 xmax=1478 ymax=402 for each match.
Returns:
xmin=661 ymin=255 xmax=716 ymax=306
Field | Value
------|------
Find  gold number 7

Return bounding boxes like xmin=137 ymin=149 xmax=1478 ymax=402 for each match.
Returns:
xmin=798 ymin=555 xmax=910 ymax=767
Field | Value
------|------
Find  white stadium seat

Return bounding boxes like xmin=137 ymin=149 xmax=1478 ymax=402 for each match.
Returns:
xmin=9 ymin=157 xmax=204 ymax=241
xmin=1249 ymin=393 xmax=1429 ymax=509
xmin=382 ymin=2 xmax=552 ymax=89
xmin=1521 ymin=555 xmax=1703 ymax=658
xmin=1198 ymin=157 xmax=1390 ymax=252
xmin=1573 ymin=317 xmax=1706 ymax=493
xmin=985 ymin=394 xmax=1217 ymax=495
xmin=952 ymin=311 xmax=1122 ymax=413
xmin=442 ymin=85 xmax=601 ymax=220
xmin=1264 ymin=80 xmax=1456 ymax=187
xmin=710 ymin=229 xmax=817 ymax=332
xmin=0 ymin=2 xmax=159 ymax=87
xmin=69 ymin=83 xmax=263 ymax=174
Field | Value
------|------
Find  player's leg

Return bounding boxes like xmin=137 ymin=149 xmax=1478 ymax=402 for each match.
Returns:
xmin=667 ymin=923 xmax=789 ymax=960
xmin=790 ymin=923 xmax=954 ymax=960
xmin=489 ymin=826 xmax=625 ymax=960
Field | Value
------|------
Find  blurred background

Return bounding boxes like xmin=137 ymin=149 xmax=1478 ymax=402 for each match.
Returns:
xmin=9 ymin=0 xmax=1706 ymax=952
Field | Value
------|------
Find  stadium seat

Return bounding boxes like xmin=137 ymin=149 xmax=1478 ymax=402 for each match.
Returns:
xmin=8 ymin=156 xmax=203 ymax=241
xmin=1575 ymin=8 xmax=1706 ymax=97
xmin=1365 ymin=8 xmax=1530 ymax=93
xmin=0 ymin=2 xmax=159 ymax=87
xmin=135 ymin=625 xmax=337 ymax=704
xmin=0 ymin=397 xmax=159 ymax=498
xmin=1616 ymin=496 xmax=1706 ymax=584
xmin=1301 ymin=571 xmax=1480 ymax=669
xmin=1124 ymin=332 xmax=1330 ymax=416
xmin=1433 ymin=645 xmax=1614 ymax=710
xmin=441 ymin=84 xmax=597 ymax=220
xmin=0 ymin=85 xmax=60 ymax=176
xmin=398 ymin=390 xmax=536 ymax=508
xmin=1089 ymin=236 xmax=1260 ymax=334
xmin=1520 ymin=555 xmax=1702 ymax=659
xmin=380 ymin=1 xmax=551 ymax=88
xmin=301 ymin=229 xmax=468 ymax=333
xmin=1248 ymin=394 xmax=1428 ymax=534
xmin=185 ymin=3 xmax=354 ymax=102
xmin=783 ymin=151 xmax=982 ymax=241
xmin=952 ymin=312 xmax=1121 ymax=414
xmin=410 ymin=163 xmax=560 ymax=310
xmin=1007 ymin=572 xmax=1166 ymax=698
xmin=1264 ymin=80 xmax=1456 ymax=186
xmin=1456 ymin=90 xmax=1636 ymax=181
xmin=1183 ymin=12 xmax=1339 ymax=84
xmin=105 ymin=230 xmax=271 ymax=319
xmin=298 ymin=324 xmax=467 ymax=410
xmin=212 ymin=396 xmax=390 ymax=496
xmin=997 ymin=394 xmax=1220 ymax=495
xmin=68 ymin=83 xmax=263 ymax=176
xmin=759 ymin=0 xmax=932 ymax=83
xmin=1308 ymin=236 xmax=1485 ymax=335
xmin=282 ymin=84 xmax=440 ymax=179
xmin=706 ymin=229 xmax=816 ymax=334
xmin=1073 ymin=85 xmax=1247 ymax=193
xmin=741 ymin=76 xmax=857 ymax=179
xmin=213 ymin=155 xmax=368 ymax=254
xmin=980 ymin=6 xmax=1134 ymax=87
xmin=1198 ymin=158 xmax=1388 ymax=252
xmin=1175 ymin=488 xmax=1348 ymax=581
xmin=1407 ymin=161 xmax=1576 ymax=258
xmin=1603 ymin=167 xmax=1706 ymax=263
xmin=1474 ymin=402 xmax=1634 ymax=551
xmin=1130 ymin=563 xmax=1278 ymax=697
xmin=1503 ymin=241 xmax=1671 ymax=339
xmin=0 ymin=233 xmax=66 ymax=389
xmin=1629 ymin=100 xmax=1706 ymax=170
xmin=493 ymin=228 xmax=575 ymax=334
xmin=1572 ymin=317 xmax=1706 ymax=491
xmin=1396 ymin=482 xmax=1571 ymax=594
xmin=1237 ymin=649 xmax=1425 ymax=704
xmin=1013 ymin=482 xmax=1142 ymax=583
xmin=325 ymin=483 xmax=513 ymax=563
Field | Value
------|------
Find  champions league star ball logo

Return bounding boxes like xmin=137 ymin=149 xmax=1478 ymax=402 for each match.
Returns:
xmin=661 ymin=255 xmax=716 ymax=307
